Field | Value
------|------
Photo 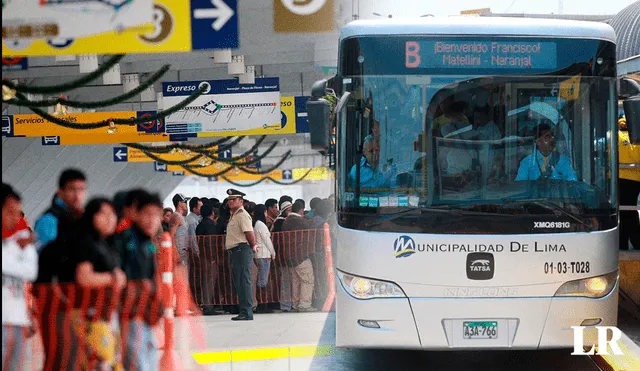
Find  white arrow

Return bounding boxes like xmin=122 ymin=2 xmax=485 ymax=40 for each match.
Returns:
xmin=193 ymin=0 xmax=234 ymax=32
xmin=115 ymin=148 xmax=127 ymax=160
xmin=283 ymin=170 xmax=292 ymax=177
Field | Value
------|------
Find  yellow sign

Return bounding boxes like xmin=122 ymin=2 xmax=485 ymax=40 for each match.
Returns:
xmin=559 ymin=75 xmax=581 ymax=101
xmin=293 ymin=167 xmax=333 ymax=180
xmin=167 ymin=164 xmax=284 ymax=181
xmin=2 ymin=0 xmax=191 ymax=57
xmin=460 ymin=8 xmax=491 ymax=15
xmin=198 ymin=96 xmax=298 ymax=137
xmin=12 ymin=111 xmax=169 ymax=143
xmin=125 ymin=147 xmax=220 ymax=163
xmin=274 ymin=0 xmax=334 ymax=33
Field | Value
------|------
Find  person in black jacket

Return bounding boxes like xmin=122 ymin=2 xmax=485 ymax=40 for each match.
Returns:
xmin=196 ymin=204 xmax=219 ymax=315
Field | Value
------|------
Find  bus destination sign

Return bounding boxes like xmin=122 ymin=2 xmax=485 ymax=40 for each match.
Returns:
xmin=406 ymin=41 xmax=557 ymax=69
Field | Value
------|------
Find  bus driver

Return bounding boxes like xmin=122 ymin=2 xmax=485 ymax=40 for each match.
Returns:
xmin=515 ymin=123 xmax=577 ymax=182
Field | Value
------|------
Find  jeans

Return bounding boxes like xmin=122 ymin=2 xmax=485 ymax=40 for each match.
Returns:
xmin=122 ymin=320 xmax=157 ymax=371
xmin=252 ymin=259 xmax=271 ymax=307
xmin=229 ymin=244 xmax=254 ymax=319
xmin=2 ymin=325 xmax=27 ymax=371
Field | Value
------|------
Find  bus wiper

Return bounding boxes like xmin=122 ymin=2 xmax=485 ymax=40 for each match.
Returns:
xmin=363 ymin=206 xmax=499 ymax=228
xmin=500 ymin=198 xmax=593 ymax=231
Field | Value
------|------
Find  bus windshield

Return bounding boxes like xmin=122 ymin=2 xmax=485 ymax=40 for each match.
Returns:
xmin=337 ymin=36 xmax=618 ymax=234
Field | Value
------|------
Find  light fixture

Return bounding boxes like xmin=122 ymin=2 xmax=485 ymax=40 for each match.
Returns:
xmin=55 ymin=55 xmax=76 ymax=62
xmin=156 ymin=92 xmax=164 ymax=110
xmin=102 ymin=63 xmax=121 ymax=85
xmin=52 ymin=95 xmax=68 ymax=116
xmin=79 ymin=54 xmax=98 ymax=73
xmin=213 ymin=49 xmax=232 ymax=64
xmin=228 ymin=55 xmax=245 ymax=75
xmin=141 ymin=84 xmax=156 ymax=102
xmin=239 ymin=65 xmax=255 ymax=84
xmin=122 ymin=74 xmax=140 ymax=93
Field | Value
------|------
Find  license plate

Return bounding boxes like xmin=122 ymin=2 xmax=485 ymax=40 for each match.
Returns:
xmin=463 ymin=321 xmax=498 ymax=339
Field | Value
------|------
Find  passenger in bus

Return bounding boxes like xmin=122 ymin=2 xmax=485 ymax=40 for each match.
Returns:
xmin=363 ymin=120 xmax=381 ymax=171
xmin=515 ymin=123 xmax=577 ymax=182
xmin=432 ymin=95 xmax=469 ymax=133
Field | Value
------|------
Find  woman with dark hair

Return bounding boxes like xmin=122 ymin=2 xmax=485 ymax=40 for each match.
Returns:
xmin=215 ymin=198 xmax=231 ymax=235
xmin=72 ymin=198 xmax=126 ymax=371
xmin=251 ymin=204 xmax=275 ymax=313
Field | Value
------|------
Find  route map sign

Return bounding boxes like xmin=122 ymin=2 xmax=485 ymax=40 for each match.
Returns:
xmin=162 ymin=78 xmax=284 ymax=136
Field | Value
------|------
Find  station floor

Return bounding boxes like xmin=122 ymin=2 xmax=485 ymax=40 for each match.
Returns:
xmin=175 ymin=310 xmax=640 ymax=371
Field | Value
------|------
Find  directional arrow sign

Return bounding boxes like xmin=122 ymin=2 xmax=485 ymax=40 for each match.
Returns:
xmin=193 ymin=0 xmax=234 ymax=31
xmin=190 ymin=0 xmax=238 ymax=50
xmin=218 ymin=149 xmax=233 ymax=159
xmin=283 ymin=169 xmax=293 ymax=180
xmin=113 ymin=147 xmax=128 ymax=162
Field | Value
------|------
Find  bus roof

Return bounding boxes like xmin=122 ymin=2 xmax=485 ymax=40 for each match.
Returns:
xmin=340 ymin=17 xmax=616 ymax=44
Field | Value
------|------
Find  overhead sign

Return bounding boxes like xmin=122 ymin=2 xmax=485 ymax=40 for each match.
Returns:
xmin=282 ymin=169 xmax=293 ymax=180
xmin=113 ymin=147 xmax=129 ymax=162
xmin=161 ymin=165 xmax=333 ymax=181
xmin=41 ymin=136 xmax=60 ymax=146
xmin=112 ymin=145 xmax=219 ymax=163
xmin=2 ymin=116 xmax=14 ymax=137
xmin=3 ymin=111 xmax=175 ymax=144
xmin=406 ymin=41 xmax=557 ymax=70
xmin=1 ymin=0 xmax=238 ymax=57
xmin=2 ymin=0 xmax=153 ymax=40
xmin=163 ymin=78 xmax=281 ymax=136
xmin=274 ymin=0 xmax=334 ymax=32
xmin=2 ymin=56 xmax=28 ymax=71
xmin=294 ymin=96 xmax=310 ymax=133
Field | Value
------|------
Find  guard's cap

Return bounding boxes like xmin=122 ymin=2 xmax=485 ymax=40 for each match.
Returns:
xmin=226 ymin=188 xmax=246 ymax=199
xmin=172 ymin=193 xmax=190 ymax=205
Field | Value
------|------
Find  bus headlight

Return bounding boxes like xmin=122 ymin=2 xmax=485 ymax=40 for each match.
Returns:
xmin=554 ymin=271 xmax=618 ymax=298
xmin=337 ymin=270 xmax=406 ymax=299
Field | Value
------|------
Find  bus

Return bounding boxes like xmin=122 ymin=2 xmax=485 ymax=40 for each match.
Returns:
xmin=306 ymin=17 xmax=640 ymax=350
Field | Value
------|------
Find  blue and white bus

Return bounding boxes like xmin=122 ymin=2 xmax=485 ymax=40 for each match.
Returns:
xmin=308 ymin=17 xmax=626 ymax=350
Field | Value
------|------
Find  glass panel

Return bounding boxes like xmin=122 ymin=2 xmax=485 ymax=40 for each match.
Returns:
xmin=336 ymin=36 xmax=616 ymax=234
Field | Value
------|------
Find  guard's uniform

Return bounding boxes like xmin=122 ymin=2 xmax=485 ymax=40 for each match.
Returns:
xmin=225 ymin=189 xmax=255 ymax=320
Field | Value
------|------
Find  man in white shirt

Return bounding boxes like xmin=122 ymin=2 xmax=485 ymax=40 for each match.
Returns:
xmin=2 ymin=184 xmax=38 ymax=370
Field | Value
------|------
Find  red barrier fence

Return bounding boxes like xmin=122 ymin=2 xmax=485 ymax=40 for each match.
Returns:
xmin=180 ymin=225 xmax=334 ymax=312
xmin=1 ymin=228 xmax=335 ymax=370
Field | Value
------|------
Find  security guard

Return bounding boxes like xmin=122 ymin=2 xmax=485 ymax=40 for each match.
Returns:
xmin=224 ymin=189 xmax=258 ymax=320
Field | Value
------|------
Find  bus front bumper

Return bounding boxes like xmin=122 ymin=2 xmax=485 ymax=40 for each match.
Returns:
xmin=336 ymin=282 xmax=618 ymax=350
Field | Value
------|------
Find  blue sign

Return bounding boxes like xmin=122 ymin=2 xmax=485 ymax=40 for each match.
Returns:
xmin=282 ymin=169 xmax=293 ymax=180
xmin=218 ymin=149 xmax=232 ymax=159
xmin=173 ymin=171 xmax=185 ymax=176
xmin=155 ymin=162 xmax=168 ymax=172
xmin=2 ymin=57 xmax=28 ymax=71
xmin=136 ymin=111 xmax=164 ymax=133
xmin=245 ymin=153 xmax=261 ymax=169
xmin=406 ymin=41 xmax=557 ymax=70
xmin=162 ymin=78 xmax=279 ymax=97
xmin=41 ymin=136 xmax=60 ymax=146
xmin=190 ymin=0 xmax=238 ymax=50
xmin=113 ymin=147 xmax=128 ymax=162
xmin=208 ymin=176 xmax=218 ymax=182
xmin=295 ymin=96 xmax=310 ymax=133
xmin=2 ymin=116 xmax=14 ymax=137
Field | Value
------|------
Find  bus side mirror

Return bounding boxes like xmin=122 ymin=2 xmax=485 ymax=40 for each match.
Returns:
xmin=307 ymin=98 xmax=332 ymax=150
xmin=623 ymin=96 xmax=640 ymax=144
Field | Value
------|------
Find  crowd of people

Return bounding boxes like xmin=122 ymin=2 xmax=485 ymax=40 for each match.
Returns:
xmin=160 ymin=189 xmax=336 ymax=319
xmin=1 ymin=168 xmax=335 ymax=370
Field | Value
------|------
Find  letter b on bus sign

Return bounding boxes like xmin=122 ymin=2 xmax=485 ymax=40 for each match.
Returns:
xmin=571 ymin=326 xmax=624 ymax=355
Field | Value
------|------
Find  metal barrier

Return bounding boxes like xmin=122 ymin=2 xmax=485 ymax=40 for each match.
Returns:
xmin=180 ymin=225 xmax=335 ymax=312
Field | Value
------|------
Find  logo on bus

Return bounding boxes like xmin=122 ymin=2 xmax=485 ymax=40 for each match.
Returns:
xmin=393 ymin=235 xmax=416 ymax=258
xmin=466 ymin=253 xmax=494 ymax=280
